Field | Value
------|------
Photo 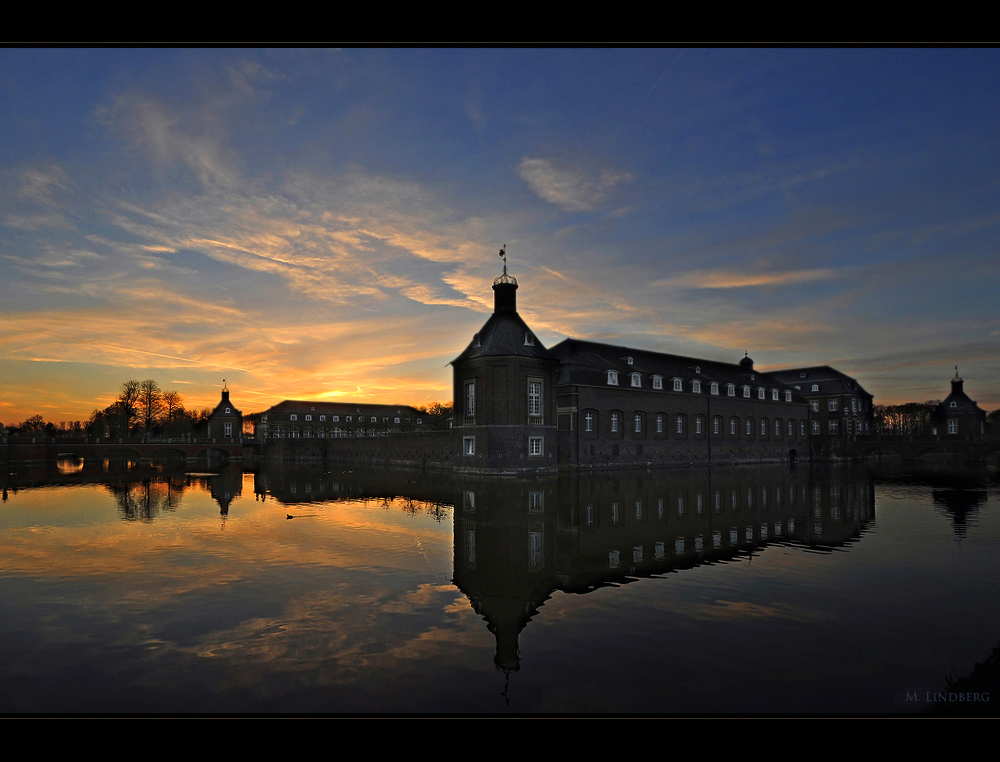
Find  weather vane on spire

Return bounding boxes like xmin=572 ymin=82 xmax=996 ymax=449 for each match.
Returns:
xmin=223 ymin=378 xmax=228 ymax=391
xmin=498 ymin=243 xmax=508 ymax=275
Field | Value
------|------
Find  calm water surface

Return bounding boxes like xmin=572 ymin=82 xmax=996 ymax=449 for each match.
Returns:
xmin=1 ymin=461 xmax=998 ymax=714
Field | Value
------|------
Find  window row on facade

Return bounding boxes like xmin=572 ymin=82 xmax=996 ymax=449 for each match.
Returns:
xmin=283 ymin=414 xmax=406 ymax=424
xmin=271 ymin=427 xmax=394 ymax=438
xmin=581 ymin=410 xmax=806 ymax=440
xmin=462 ymin=435 xmax=543 ymax=456
xmin=605 ymin=371 xmax=795 ymax=402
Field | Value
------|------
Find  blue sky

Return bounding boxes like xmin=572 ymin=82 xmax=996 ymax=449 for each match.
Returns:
xmin=2 ymin=48 xmax=998 ymax=423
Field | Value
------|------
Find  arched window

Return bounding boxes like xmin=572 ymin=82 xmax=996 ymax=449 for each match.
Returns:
xmin=758 ymin=388 xmax=765 ymax=400
xmin=761 ymin=419 xmax=767 ymax=437
xmin=695 ymin=416 xmax=704 ymax=435
xmin=785 ymin=390 xmax=792 ymax=402
xmin=608 ymin=370 xmax=618 ymax=386
xmin=634 ymin=413 xmax=643 ymax=433
xmin=728 ymin=384 xmax=735 ymax=397
xmin=610 ymin=412 xmax=619 ymax=433
xmin=811 ymin=384 xmax=819 ymax=392
xmin=652 ymin=375 xmax=663 ymax=390
xmin=676 ymin=415 xmax=684 ymax=434
xmin=692 ymin=380 xmax=702 ymax=393
xmin=656 ymin=413 xmax=663 ymax=434
xmin=710 ymin=382 xmax=719 ymax=395
xmin=673 ymin=378 xmax=683 ymax=392
xmin=775 ymin=419 xmax=782 ymax=437
xmin=746 ymin=418 xmax=754 ymax=437
xmin=730 ymin=417 xmax=739 ymax=436
xmin=714 ymin=416 xmax=722 ymax=435
xmin=631 ymin=373 xmax=641 ymax=388
xmin=771 ymin=389 xmax=779 ymax=401
xmin=583 ymin=411 xmax=594 ymax=432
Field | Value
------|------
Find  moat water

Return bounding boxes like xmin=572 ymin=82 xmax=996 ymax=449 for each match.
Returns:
xmin=2 ymin=459 xmax=999 ymax=715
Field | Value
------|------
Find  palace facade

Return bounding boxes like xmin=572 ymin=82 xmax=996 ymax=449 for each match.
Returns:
xmin=256 ymin=401 xmax=426 ymax=440
xmin=451 ymin=267 xmax=843 ymax=473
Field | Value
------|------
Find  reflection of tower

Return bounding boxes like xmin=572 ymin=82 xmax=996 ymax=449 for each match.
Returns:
xmin=452 ymin=257 xmax=560 ymax=473
xmin=208 ymin=469 xmax=243 ymax=515
xmin=451 ymin=479 xmax=558 ymax=679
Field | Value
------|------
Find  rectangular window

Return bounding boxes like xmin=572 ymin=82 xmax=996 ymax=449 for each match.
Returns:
xmin=829 ymin=420 xmax=839 ymax=435
xmin=812 ymin=421 xmax=820 ymax=435
xmin=635 ymin=413 xmax=642 ymax=433
xmin=948 ymin=419 xmax=958 ymax=434
xmin=656 ymin=414 xmax=663 ymax=433
xmin=676 ymin=416 xmax=683 ymax=434
xmin=829 ymin=399 xmax=838 ymax=412
xmin=224 ymin=423 xmax=232 ymax=436
xmin=810 ymin=401 xmax=819 ymax=412
xmin=528 ymin=436 xmax=543 ymax=455
xmin=528 ymin=380 xmax=542 ymax=420
xmin=653 ymin=376 xmax=662 ymax=390
xmin=611 ymin=413 xmax=619 ymax=433
xmin=464 ymin=436 xmax=475 ymax=456
xmin=584 ymin=412 xmax=593 ymax=432
xmin=465 ymin=381 xmax=476 ymax=418
xmin=673 ymin=378 xmax=683 ymax=391
xmin=695 ymin=417 xmax=702 ymax=434
xmin=731 ymin=418 xmax=737 ymax=435
xmin=714 ymin=417 xmax=720 ymax=434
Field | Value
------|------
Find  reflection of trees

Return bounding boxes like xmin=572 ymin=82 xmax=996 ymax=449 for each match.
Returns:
xmin=108 ymin=477 xmax=186 ymax=522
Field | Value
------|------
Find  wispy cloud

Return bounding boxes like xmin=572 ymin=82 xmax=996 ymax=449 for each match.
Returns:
xmin=517 ymin=157 xmax=634 ymax=212
xmin=658 ymin=268 xmax=842 ymax=289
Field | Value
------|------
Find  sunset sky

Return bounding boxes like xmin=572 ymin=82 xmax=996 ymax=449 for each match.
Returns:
xmin=2 ymin=48 xmax=999 ymax=425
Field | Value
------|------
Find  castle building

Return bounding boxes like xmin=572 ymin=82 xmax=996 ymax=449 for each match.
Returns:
xmin=452 ymin=265 xmax=814 ymax=473
xmin=207 ymin=385 xmax=243 ymax=440
xmin=933 ymin=368 xmax=987 ymax=438
xmin=768 ymin=366 xmax=874 ymax=438
xmin=256 ymin=401 xmax=425 ymax=440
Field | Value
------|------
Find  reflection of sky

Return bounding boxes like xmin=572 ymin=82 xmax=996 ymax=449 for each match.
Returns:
xmin=0 ymin=475 xmax=492 ymax=712
xmin=2 ymin=49 xmax=999 ymax=423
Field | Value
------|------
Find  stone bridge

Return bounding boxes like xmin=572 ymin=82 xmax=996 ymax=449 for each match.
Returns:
xmin=2 ymin=436 xmax=251 ymax=464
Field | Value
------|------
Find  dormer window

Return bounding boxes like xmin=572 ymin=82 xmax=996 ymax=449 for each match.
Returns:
xmin=631 ymin=373 xmax=641 ymax=388
xmin=320 ymin=415 xmax=326 ymax=421
xmin=785 ymin=391 xmax=792 ymax=402
xmin=290 ymin=414 xmax=298 ymax=421
xmin=758 ymin=388 xmax=765 ymax=400
xmin=524 ymin=332 xmax=535 ymax=346
xmin=473 ymin=333 xmax=481 ymax=348
xmin=811 ymin=384 xmax=819 ymax=392
xmin=225 ymin=407 xmax=231 ymax=414
xmin=771 ymin=389 xmax=779 ymax=401
xmin=695 ymin=366 xmax=700 ymax=374
xmin=743 ymin=386 xmax=750 ymax=398
xmin=333 ymin=416 xmax=339 ymax=422
xmin=727 ymin=384 xmax=735 ymax=397
xmin=710 ymin=382 xmax=719 ymax=395
xmin=800 ymin=372 xmax=806 ymax=379
xmin=692 ymin=380 xmax=701 ymax=393
xmin=652 ymin=375 xmax=663 ymax=390
xmin=950 ymin=401 xmax=957 ymax=407
xmin=305 ymin=415 xmax=312 ymax=421
xmin=626 ymin=356 xmax=633 ymax=365
xmin=607 ymin=370 xmax=619 ymax=386
xmin=673 ymin=378 xmax=683 ymax=392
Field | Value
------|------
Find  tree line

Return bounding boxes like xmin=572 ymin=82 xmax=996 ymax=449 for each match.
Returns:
xmin=872 ymin=401 xmax=1000 ymax=437
xmin=2 ymin=380 xmax=212 ymax=439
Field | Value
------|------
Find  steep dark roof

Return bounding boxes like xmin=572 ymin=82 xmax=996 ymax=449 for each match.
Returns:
xmin=264 ymin=400 xmax=422 ymax=415
xmin=768 ymin=366 xmax=873 ymax=399
xmin=549 ymin=338 xmax=800 ymax=397
xmin=452 ymin=311 xmax=556 ymax=363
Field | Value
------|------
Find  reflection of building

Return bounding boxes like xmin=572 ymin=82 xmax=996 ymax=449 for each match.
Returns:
xmin=933 ymin=368 xmax=987 ymax=439
xmin=256 ymin=401 xmax=425 ymax=440
xmin=207 ymin=385 xmax=243 ymax=441
xmin=453 ymin=266 xmax=816 ymax=473
xmin=768 ymin=366 xmax=874 ymax=438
